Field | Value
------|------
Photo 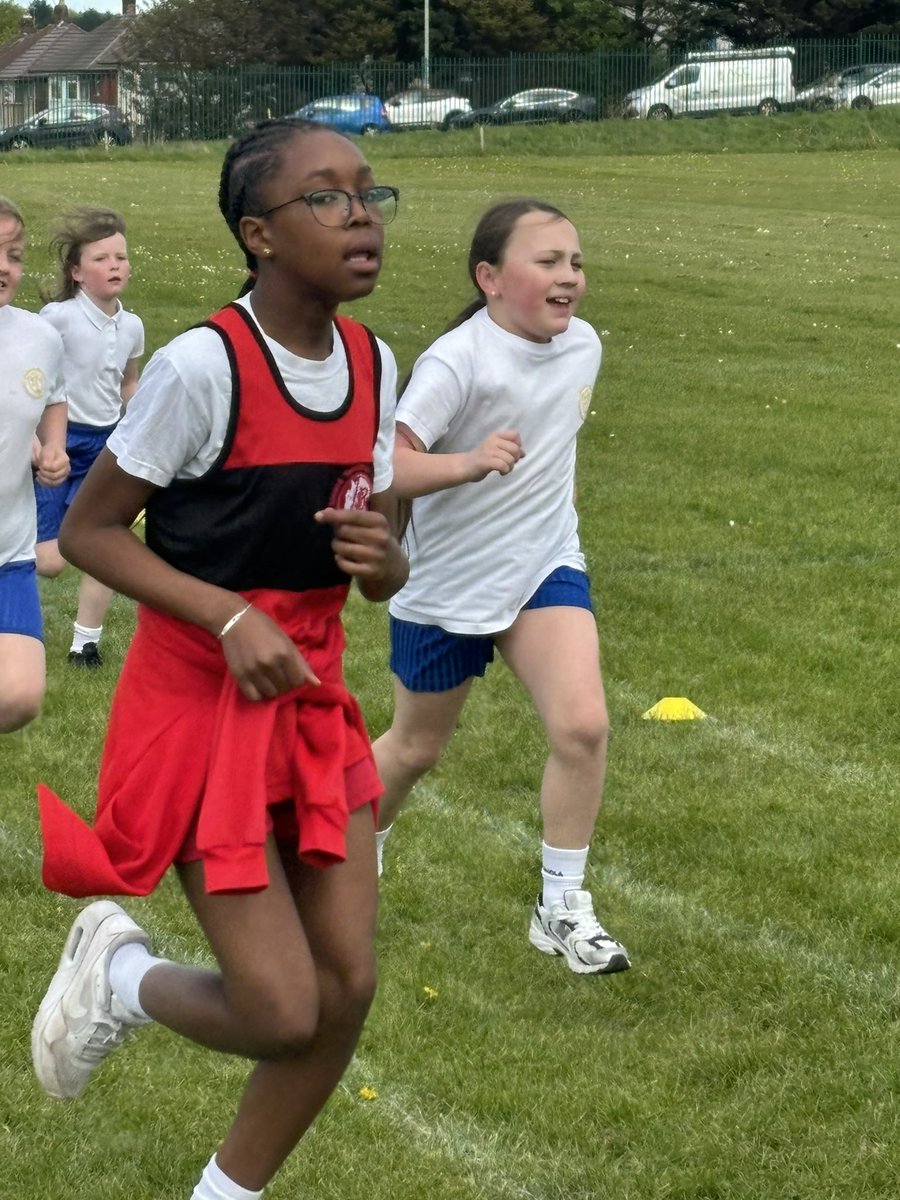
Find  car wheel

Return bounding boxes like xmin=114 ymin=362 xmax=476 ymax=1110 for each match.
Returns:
xmin=96 ymin=130 xmax=117 ymax=148
xmin=441 ymin=112 xmax=463 ymax=131
xmin=851 ymin=95 xmax=874 ymax=110
xmin=359 ymin=123 xmax=380 ymax=136
xmin=647 ymin=104 xmax=672 ymax=120
xmin=9 ymin=136 xmax=31 ymax=150
xmin=757 ymin=98 xmax=780 ymax=116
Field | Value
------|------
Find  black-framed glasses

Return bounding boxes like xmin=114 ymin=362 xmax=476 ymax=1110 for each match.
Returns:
xmin=259 ymin=186 xmax=399 ymax=227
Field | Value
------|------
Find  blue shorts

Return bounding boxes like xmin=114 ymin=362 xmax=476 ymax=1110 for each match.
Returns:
xmin=390 ymin=566 xmax=593 ymax=693
xmin=0 ymin=559 xmax=43 ymax=640
xmin=35 ymin=421 xmax=116 ymax=544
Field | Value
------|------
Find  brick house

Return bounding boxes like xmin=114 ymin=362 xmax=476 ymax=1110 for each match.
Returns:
xmin=0 ymin=3 xmax=137 ymax=129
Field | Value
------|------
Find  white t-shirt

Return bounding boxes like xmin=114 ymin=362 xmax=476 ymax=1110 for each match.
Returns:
xmin=40 ymin=290 xmax=144 ymax=427
xmin=108 ymin=295 xmax=395 ymax=492
xmin=0 ymin=306 xmax=66 ymax=565
xmin=389 ymin=307 xmax=602 ymax=635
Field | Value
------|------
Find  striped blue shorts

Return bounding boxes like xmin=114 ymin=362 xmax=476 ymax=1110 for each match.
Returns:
xmin=35 ymin=421 xmax=116 ymax=544
xmin=0 ymin=559 xmax=43 ymax=641
xmin=390 ymin=566 xmax=592 ymax=693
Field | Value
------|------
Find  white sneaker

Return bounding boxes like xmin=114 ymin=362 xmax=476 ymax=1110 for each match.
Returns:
xmin=32 ymin=900 xmax=151 ymax=1100
xmin=529 ymin=889 xmax=631 ymax=975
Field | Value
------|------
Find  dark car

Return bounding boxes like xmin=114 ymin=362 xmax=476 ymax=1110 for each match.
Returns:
xmin=452 ymin=87 xmax=597 ymax=128
xmin=0 ymin=103 xmax=132 ymax=150
xmin=287 ymin=94 xmax=392 ymax=136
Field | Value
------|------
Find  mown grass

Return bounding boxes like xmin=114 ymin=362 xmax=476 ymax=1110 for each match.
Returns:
xmin=1 ymin=117 xmax=898 ymax=1198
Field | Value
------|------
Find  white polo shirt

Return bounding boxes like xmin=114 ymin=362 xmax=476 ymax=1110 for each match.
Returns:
xmin=108 ymin=295 xmax=396 ymax=493
xmin=0 ymin=306 xmax=66 ymax=564
xmin=40 ymin=290 xmax=144 ymax=427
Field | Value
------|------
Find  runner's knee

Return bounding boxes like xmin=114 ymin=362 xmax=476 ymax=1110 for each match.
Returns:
xmin=0 ymin=680 xmax=44 ymax=732
xmin=547 ymin=707 xmax=608 ymax=762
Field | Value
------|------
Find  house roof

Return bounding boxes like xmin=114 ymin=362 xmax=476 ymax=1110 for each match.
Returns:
xmin=0 ymin=18 xmax=131 ymax=80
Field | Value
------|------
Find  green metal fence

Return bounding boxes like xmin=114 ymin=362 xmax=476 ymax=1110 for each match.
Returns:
xmin=132 ymin=37 xmax=900 ymax=139
xmin=26 ymin=35 xmax=900 ymax=142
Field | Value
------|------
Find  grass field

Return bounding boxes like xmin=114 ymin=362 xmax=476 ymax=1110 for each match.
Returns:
xmin=1 ymin=109 xmax=898 ymax=1198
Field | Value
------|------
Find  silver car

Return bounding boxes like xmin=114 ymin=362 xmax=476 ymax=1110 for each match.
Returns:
xmin=383 ymin=87 xmax=472 ymax=130
xmin=839 ymin=64 xmax=900 ymax=109
xmin=796 ymin=63 xmax=895 ymax=111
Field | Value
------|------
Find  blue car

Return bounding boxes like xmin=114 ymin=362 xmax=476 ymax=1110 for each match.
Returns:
xmin=287 ymin=94 xmax=392 ymax=136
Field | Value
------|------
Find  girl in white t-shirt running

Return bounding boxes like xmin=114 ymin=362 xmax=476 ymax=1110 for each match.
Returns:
xmin=0 ymin=195 xmax=68 ymax=732
xmin=374 ymin=198 xmax=631 ymax=977
xmin=34 ymin=206 xmax=144 ymax=668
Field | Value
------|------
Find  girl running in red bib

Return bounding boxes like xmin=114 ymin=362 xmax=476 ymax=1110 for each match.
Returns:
xmin=32 ymin=121 xmax=407 ymax=1200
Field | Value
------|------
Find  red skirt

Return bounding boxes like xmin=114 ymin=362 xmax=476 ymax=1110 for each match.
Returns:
xmin=38 ymin=587 xmax=381 ymax=897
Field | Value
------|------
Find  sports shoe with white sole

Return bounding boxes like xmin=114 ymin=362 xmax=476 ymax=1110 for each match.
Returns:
xmin=32 ymin=900 xmax=151 ymax=1100
xmin=529 ymin=889 xmax=631 ymax=975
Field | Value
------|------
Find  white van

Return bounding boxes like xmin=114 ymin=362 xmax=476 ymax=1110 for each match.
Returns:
xmin=624 ymin=47 xmax=796 ymax=119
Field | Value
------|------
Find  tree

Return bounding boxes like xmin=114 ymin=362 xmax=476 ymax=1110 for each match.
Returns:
xmin=28 ymin=0 xmax=52 ymax=26
xmin=73 ymin=6 xmax=113 ymax=31
xmin=536 ymin=0 xmax=635 ymax=51
xmin=123 ymin=0 xmax=287 ymax=67
xmin=714 ymin=0 xmax=900 ymax=38
xmin=443 ymin=0 xmax=549 ymax=55
xmin=123 ymin=0 xmax=398 ymax=67
xmin=272 ymin=0 xmax=397 ymax=62
xmin=612 ymin=0 xmax=900 ymax=44
xmin=0 ymin=1 xmax=24 ymax=45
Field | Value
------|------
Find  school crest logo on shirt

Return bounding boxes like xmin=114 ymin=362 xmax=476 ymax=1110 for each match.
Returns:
xmin=330 ymin=464 xmax=373 ymax=511
xmin=23 ymin=367 xmax=47 ymax=400
xmin=578 ymin=385 xmax=593 ymax=420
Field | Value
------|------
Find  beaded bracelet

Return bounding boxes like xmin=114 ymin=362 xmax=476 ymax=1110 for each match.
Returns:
xmin=218 ymin=603 xmax=252 ymax=640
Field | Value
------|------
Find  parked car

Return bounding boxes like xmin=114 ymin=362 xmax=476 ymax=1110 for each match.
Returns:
xmin=839 ymin=64 xmax=900 ymax=109
xmin=796 ymin=63 xmax=895 ymax=110
xmin=287 ymin=94 xmax=391 ymax=136
xmin=451 ymin=88 xmax=597 ymax=128
xmin=384 ymin=87 xmax=472 ymax=130
xmin=624 ymin=46 xmax=795 ymax=119
xmin=0 ymin=103 xmax=132 ymax=150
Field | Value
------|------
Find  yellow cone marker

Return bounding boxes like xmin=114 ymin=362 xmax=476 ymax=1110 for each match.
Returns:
xmin=642 ymin=697 xmax=707 ymax=721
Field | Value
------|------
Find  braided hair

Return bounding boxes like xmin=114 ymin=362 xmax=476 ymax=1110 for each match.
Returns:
xmin=218 ymin=118 xmax=324 ymax=279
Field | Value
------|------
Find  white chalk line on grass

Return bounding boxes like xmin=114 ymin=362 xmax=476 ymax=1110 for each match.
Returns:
xmin=0 ymin=817 xmax=40 ymax=862
xmin=612 ymin=679 xmax=896 ymax=793
xmin=0 ymin=822 xmax=558 ymax=1200
xmin=4 ymin=695 xmax=892 ymax=1200
xmin=342 ymin=1057 xmax=559 ymax=1200
xmin=409 ymin=782 xmax=899 ymax=1006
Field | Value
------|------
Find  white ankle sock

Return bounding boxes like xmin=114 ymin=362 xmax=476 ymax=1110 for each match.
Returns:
xmin=375 ymin=823 xmax=393 ymax=877
xmin=541 ymin=842 xmax=589 ymax=910
xmin=108 ymin=941 xmax=166 ymax=1023
xmin=71 ymin=621 xmax=102 ymax=653
xmin=190 ymin=1154 xmax=264 ymax=1200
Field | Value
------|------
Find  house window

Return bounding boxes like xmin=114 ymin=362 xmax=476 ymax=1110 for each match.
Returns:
xmin=49 ymin=76 xmax=80 ymax=105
